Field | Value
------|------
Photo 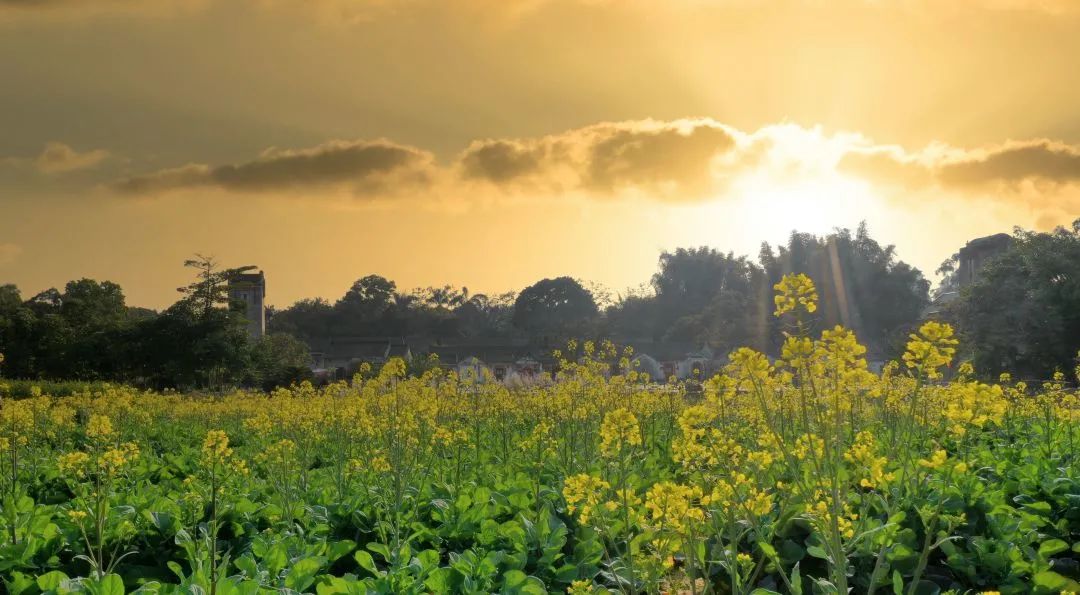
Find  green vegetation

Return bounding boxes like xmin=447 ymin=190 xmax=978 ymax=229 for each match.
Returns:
xmin=0 ymin=275 xmax=1079 ymax=594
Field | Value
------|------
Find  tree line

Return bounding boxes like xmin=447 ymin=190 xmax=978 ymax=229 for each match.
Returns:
xmin=3 ymin=221 xmax=1076 ymax=389
xmin=272 ymin=223 xmax=931 ymax=359
xmin=0 ymin=256 xmax=310 ymax=390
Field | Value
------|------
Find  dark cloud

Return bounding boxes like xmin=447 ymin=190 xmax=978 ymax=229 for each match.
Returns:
xmin=839 ymin=139 xmax=1080 ymax=190
xmin=583 ymin=123 xmax=735 ymax=194
xmin=114 ymin=139 xmax=435 ymax=196
xmin=837 ymin=148 xmax=935 ymax=189
xmin=109 ymin=122 xmax=1080 ymax=207
xmin=458 ymin=119 xmax=738 ymax=199
xmin=459 ymin=140 xmax=546 ymax=183
xmin=938 ymin=141 xmax=1080 ymax=187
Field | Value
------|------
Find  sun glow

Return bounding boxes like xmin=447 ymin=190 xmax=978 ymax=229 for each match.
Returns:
xmin=730 ymin=168 xmax=883 ymax=241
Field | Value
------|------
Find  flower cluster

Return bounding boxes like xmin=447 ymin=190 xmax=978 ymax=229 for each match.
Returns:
xmin=773 ymin=273 xmax=818 ymax=317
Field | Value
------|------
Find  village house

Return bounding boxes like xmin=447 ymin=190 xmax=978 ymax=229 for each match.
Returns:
xmin=308 ymin=336 xmax=412 ymax=378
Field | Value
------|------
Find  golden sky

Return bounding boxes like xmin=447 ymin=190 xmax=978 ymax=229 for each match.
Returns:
xmin=2 ymin=0 xmax=1079 ymax=309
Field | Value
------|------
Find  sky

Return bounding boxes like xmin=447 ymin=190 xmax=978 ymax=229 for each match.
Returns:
xmin=2 ymin=0 xmax=1079 ymax=310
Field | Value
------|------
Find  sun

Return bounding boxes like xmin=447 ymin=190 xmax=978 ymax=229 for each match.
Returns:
xmin=729 ymin=168 xmax=882 ymax=241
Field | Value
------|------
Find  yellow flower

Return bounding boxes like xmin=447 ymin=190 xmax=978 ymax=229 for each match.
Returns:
xmin=370 ymin=455 xmax=391 ymax=473
xmin=67 ymin=509 xmax=88 ymax=523
xmin=844 ymin=431 xmax=894 ymax=489
xmin=567 ymin=580 xmax=596 ymax=594
xmin=98 ymin=441 xmax=140 ymax=475
xmin=599 ymin=408 xmax=641 ymax=459
xmin=902 ymin=321 xmax=958 ymax=379
xmin=58 ymin=451 xmax=91 ymax=479
xmin=86 ymin=414 xmax=114 ymax=441
xmin=201 ymin=430 xmax=246 ymax=475
xmin=773 ymin=273 xmax=818 ymax=317
xmin=563 ymin=473 xmax=610 ymax=525
xmin=645 ymin=481 xmax=704 ymax=535
xmin=918 ymin=449 xmax=948 ymax=470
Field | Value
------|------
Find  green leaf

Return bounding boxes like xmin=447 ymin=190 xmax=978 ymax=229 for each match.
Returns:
xmin=749 ymin=589 xmax=782 ymax=595
xmin=1032 ymin=571 xmax=1080 ymax=593
xmin=4 ymin=572 xmax=35 ymax=595
xmin=366 ymin=542 xmax=391 ymax=563
xmin=327 ymin=540 xmax=356 ymax=562
xmin=166 ymin=561 xmax=185 ymax=581
xmin=426 ymin=568 xmax=462 ymax=594
xmin=285 ymin=556 xmax=326 ymax=591
xmin=758 ymin=540 xmax=778 ymax=559
xmin=37 ymin=571 xmax=70 ymax=592
xmin=790 ymin=562 xmax=803 ymax=595
xmin=892 ymin=570 xmax=903 ymax=595
xmin=805 ymin=545 xmax=829 ymax=560
xmin=503 ymin=570 xmax=528 ymax=587
xmin=416 ymin=549 xmax=440 ymax=571
xmin=354 ymin=550 xmax=379 ymax=576
xmin=98 ymin=574 xmax=125 ymax=595
xmin=1038 ymin=539 xmax=1069 ymax=558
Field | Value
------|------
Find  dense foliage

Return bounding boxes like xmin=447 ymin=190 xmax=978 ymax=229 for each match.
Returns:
xmin=1 ymin=275 xmax=1078 ymax=595
xmin=271 ymin=224 xmax=929 ymax=360
xmin=946 ymin=221 xmax=1080 ymax=381
xmin=0 ymin=262 xmax=310 ymax=390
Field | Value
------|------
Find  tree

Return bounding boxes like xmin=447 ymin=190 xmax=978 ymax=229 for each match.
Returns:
xmin=136 ymin=300 xmax=251 ymax=390
xmin=760 ymin=224 xmax=929 ymax=357
xmin=512 ymin=277 xmax=598 ymax=336
xmin=60 ymin=279 xmax=126 ymax=331
xmin=177 ymin=254 xmax=257 ymax=318
xmin=246 ymin=333 xmax=313 ymax=391
xmin=334 ymin=275 xmax=400 ymax=335
xmin=652 ymin=247 xmax=766 ymax=348
xmin=454 ymin=292 xmax=516 ymax=338
xmin=268 ymin=298 xmax=335 ymax=342
xmin=949 ymin=221 xmax=1080 ymax=380
xmin=602 ymin=249 xmax=767 ymax=351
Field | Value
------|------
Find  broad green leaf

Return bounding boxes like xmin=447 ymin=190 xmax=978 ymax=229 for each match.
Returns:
xmin=98 ymin=574 xmax=125 ymax=595
xmin=354 ymin=550 xmax=379 ymax=576
xmin=366 ymin=542 xmax=391 ymax=563
xmin=327 ymin=540 xmax=356 ymax=562
xmin=37 ymin=571 xmax=70 ymax=592
xmin=4 ymin=572 xmax=35 ymax=595
xmin=285 ymin=556 xmax=325 ymax=591
xmin=1038 ymin=538 xmax=1069 ymax=558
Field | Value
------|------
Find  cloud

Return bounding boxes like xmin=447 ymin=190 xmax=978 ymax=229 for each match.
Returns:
xmin=937 ymin=141 xmax=1080 ymax=187
xmin=0 ymin=142 xmax=110 ymax=175
xmin=113 ymin=139 xmax=436 ymax=196
xmin=108 ymin=119 xmax=1080 ymax=222
xmin=34 ymin=142 xmax=110 ymax=173
xmin=0 ymin=243 xmax=21 ymax=267
xmin=460 ymin=119 xmax=741 ymax=199
xmin=839 ymin=139 xmax=1080 ymax=190
xmin=0 ymin=0 xmax=204 ymax=18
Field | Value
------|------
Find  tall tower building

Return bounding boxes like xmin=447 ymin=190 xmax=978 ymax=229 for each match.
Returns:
xmin=228 ymin=271 xmax=266 ymax=339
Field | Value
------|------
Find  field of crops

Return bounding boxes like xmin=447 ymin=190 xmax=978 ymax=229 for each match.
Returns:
xmin=2 ymin=275 xmax=1080 ymax=595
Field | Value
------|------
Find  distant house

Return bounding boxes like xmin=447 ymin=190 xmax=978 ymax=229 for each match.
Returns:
xmin=427 ymin=341 xmax=556 ymax=382
xmin=627 ymin=341 xmax=718 ymax=380
xmin=308 ymin=336 xmax=412 ymax=377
